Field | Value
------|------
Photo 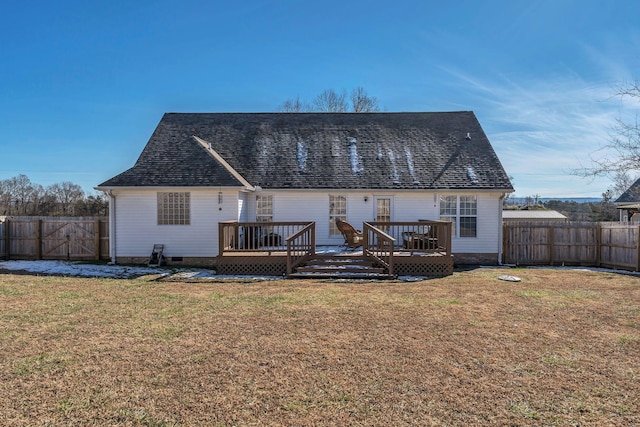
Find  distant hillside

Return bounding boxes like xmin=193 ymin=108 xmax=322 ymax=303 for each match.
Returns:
xmin=507 ymin=197 xmax=602 ymax=204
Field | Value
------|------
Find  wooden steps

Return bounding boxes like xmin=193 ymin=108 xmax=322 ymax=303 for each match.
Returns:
xmin=288 ymin=256 xmax=395 ymax=280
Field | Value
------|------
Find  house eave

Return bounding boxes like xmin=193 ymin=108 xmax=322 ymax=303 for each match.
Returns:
xmin=95 ymin=185 xmax=252 ymax=192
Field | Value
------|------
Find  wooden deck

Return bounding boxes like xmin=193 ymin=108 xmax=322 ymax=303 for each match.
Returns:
xmin=216 ymin=221 xmax=454 ymax=278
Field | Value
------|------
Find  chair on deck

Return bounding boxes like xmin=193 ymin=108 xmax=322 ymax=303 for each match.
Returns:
xmin=335 ymin=219 xmax=363 ymax=249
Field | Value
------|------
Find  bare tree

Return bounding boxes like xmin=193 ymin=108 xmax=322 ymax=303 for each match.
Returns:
xmin=46 ymin=181 xmax=85 ymax=215
xmin=578 ymin=80 xmax=640 ymax=179
xmin=0 ymin=174 xmax=44 ymax=215
xmin=0 ymin=174 xmax=106 ymax=216
xmin=610 ymin=170 xmax=639 ymax=198
xmin=312 ymin=89 xmax=349 ymax=112
xmin=350 ymin=86 xmax=380 ymax=112
xmin=279 ymin=96 xmax=310 ymax=112
xmin=279 ymin=87 xmax=381 ymax=113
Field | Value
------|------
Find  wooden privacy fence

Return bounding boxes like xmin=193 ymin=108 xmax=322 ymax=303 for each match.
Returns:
xmin=503 ymin=221 xmax=640 ymax=271
xmin=0 ymin=217 xmax=109 ymax=261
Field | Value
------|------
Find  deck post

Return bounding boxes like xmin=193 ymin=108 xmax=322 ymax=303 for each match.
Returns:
xmin=218 ymin=222 xmax=225 ymax=257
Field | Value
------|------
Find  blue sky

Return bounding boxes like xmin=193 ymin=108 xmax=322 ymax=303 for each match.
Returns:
xmin=1 ymin=0 xmax=639 ymax=198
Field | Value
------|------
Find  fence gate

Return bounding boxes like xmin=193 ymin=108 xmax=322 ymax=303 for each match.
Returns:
xmin=2 ymin=217 xmax=108 ymax=261
xmin=41 ymin=221 xmax=96 ymax=259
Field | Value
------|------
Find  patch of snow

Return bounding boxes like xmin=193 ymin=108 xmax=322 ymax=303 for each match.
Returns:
xmin=331 ymin=138 xmax=341 ymax=157
xmin=498 ymin=275 xmax=521 ymax=282
xmin=0 ymin=260 xmax=281 ymax=281
xmin=0 ymin=260 xmax=168 ymax=279
xmin=404 ymin=146 xmax=420 ymax=185
xmin=466 ymin=166 xmax=479 ymax=184
xmin=296 ymin=141 xmax=308 ymax=171
xmin=387 ymin=149 xmax=399 ymax=183
xmin=349 ymin=138 xmax=363 ymax=174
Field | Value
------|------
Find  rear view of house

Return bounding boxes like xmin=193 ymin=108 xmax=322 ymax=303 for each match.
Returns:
xmin=97 ymin=112 xmax=513 ymax=271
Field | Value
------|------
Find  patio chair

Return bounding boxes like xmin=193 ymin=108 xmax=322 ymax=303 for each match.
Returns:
xmin=335 ymin=218 xmax=363 ymax=249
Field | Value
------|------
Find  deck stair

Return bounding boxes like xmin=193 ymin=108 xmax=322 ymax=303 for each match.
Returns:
xmin=288 ymin=255 xmax=395 ymax=280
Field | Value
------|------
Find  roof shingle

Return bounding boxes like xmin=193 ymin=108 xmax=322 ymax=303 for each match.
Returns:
xmin=99 ymin=112 xmax=514 ymax=191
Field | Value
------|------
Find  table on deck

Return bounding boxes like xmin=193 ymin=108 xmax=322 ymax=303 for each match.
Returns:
xmin=402 ymin=232 xmax=439 ymax=251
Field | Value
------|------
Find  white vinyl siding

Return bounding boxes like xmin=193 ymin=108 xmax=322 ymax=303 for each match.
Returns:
xmin=114 ymin=189 xmax=239 ymax=257
xmin=112 ymin=188 xmax=503 ymax=258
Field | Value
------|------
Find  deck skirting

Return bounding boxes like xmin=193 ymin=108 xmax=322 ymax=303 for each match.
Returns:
xmin=216 ymin=253 xmax=454 ymax=277
xmin=393 ymin=255 xmax=454 ymax=277
xmin=216 ymin=255 xmax=288 ymax=276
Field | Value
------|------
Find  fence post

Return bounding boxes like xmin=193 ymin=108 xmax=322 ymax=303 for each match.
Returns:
xmin=596 ymin=223 xmax=601 ymax=267
xmin=502 ymin=223 xmax=506 ymax=264
xmin=4 ymin=219 xmax=9 ymax=260
xmin=35 ymin=219 xmax=42 ymax=260
xmin=548 ymin=225 xmax=554 ymax=266
xmin=636 ymin=226 xmax=640 ymax=272
xmin=94 ymin=219 xmax=101 ymax=261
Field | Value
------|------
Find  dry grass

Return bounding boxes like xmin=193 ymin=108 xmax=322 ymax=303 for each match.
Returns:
xmin=0 ymin=268 xmax=639 ymax=426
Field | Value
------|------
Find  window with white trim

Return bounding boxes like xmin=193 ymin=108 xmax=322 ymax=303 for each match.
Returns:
xmin=329 ymin=195 xmax=347 ymax=236
xmin=439 ymin=195 xmax=477 ymax=237
xmin=157 ymin=192 xmax=190 ymax=225
xmin=256 ymin=195 xmax=273 ymax=222
xmin=376 ymin=197 xmax=391 ymax=222
xmin=459 ymin=195 xmax=477 ymax=237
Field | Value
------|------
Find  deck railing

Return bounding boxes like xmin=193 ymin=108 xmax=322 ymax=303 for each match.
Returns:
xmin=218 ymin=221 xmax=312 ymax=255
xmin=363 ymin=222 xmax=395 ymax=276
xmin=286 ymin=222 xmax=316 ymax=275
xmin=368 ymin=220 xmax=452 ymax=255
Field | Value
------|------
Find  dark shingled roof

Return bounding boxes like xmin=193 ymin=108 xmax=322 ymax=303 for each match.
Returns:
xmin=616 ymin=177 xmax=640 ymax=203
xmin=99 ymin=112 xmax=514 ymax=191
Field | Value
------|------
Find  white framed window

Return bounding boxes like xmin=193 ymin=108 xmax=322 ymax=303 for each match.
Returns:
xmin=375 ymin=197 xmax=391 ymax=222
xmin=329 ymin=195 xmax=347 ymax=236
xmin=459 ymin=195 xmax=477 ymax=237
xmin=157 ymin=192 xmax=190 ymax=225
xmin=439 ymin=195 xmax=477 ymax=237
xmin=256 ymin=195 xmax=273 ymax=222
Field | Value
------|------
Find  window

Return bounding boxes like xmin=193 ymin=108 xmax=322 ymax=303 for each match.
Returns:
xmin=439 ymin=195 xmax=457 ymax=236
xmin=439 ymin=195 xmax=477 ymax=237
xmin=256 ymin=195 xmax=273 ymax=222
xmin=329 ymin=195 xmax=346 ymax=236
xmin=157 ymin=192 xmax=190 ymax=225
xmin=459 ymin=195 xmax=477 ymax=237
xmin=376 ymin=197 xmax=391 ymax=222
xmin=375 ymin=196 xmax=392 ymax=232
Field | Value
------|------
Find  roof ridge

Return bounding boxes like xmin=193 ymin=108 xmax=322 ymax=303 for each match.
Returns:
xmin=192 ymin=136 xmax=254 ymax=190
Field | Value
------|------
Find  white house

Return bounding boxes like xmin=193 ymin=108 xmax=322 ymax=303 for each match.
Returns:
xmin=97 ymin=112 xmax=513 ymax=267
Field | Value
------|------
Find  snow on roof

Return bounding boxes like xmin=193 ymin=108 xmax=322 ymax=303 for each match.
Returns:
xmin=466 ymin=166 xmax=479 ymax=184
xmin=349 ymin=138 xmax=364 ymax=174
xmin=296 ymin=141 xmax=308 ymax=171
xmin=404 ymin=146 xmax=420 ymax=185
xmin=387 ymin=149 xmax=400 ymax=184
